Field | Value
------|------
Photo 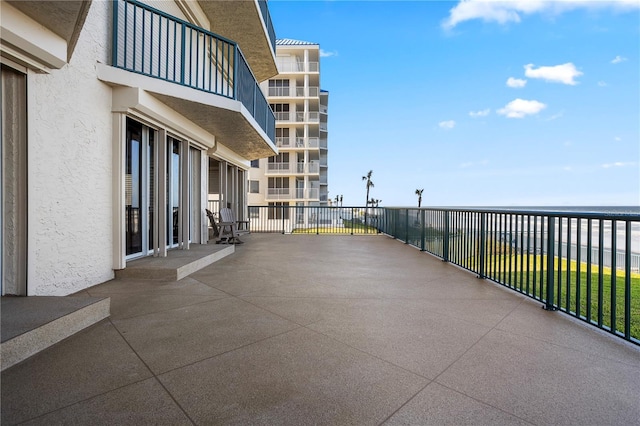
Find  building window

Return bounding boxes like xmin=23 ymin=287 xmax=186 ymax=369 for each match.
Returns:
xmin=250 ymin=159 xmax=259 ymax=168
xmin=268 ymin=202 xmax=289 ymax=220
xmin=268 ymin=79 xmax=290 ymax=96
xmin=249 ymin=180 xmax=260 ymax=193
xmin=249 ymin=206 xmax=260 ymax=219
xmin=270 ymin=103 xmax=289 ymax=121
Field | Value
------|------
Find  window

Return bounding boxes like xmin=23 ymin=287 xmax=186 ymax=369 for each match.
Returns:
xmin=268 ymin=79 xmax=289 ymax=96
xmin=249 ymin=180 xmax=260 ymax=193
xmin=250 ymin=159 xmax=259 ymax=168
xmin=270 ymin=103 xmax=290 ymax=121
xmin=268 ymin=202 xmax=290 ymax=220
xmin=268 ymin=153 xmax=289 ymax=163
xmin=268 ymin=177 xmax=289 ymax=189
xmin=249 ymin=206 xmax=260 ymax=219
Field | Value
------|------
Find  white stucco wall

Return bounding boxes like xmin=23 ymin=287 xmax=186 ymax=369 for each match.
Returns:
xmin=28 ymin=0 xmax=114 ymax=295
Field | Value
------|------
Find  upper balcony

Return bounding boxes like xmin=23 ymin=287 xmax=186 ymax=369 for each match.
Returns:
xmin=268 ymin=86 xmax=320 ymax=98
xmin=275 ymin=60 xmax=319 ymax=74
xmin=199 ymin=0 xmax=277 ymax=82
xmin=273 ymin=111 xmax=320 ymax=123
xmin=100 ymin=0 xmax=276 ymax=159
xmin=266 ymin=162 xmax=320 ymax=175
xmin=275 ymin=137 xmax=319 ymax=150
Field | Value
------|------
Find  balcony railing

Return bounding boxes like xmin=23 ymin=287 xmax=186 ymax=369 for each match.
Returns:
xmin=112 ymin=0 xmax=275 ymax=140
xmin=257 ymin=0 xmax=276 ymax=53
xmin=264 ymin=188 xmax=319 ymax=200
xmin=266 ymin=162 xmax=291 ymax=174
xmin=276 ymin=61 xmax=319 ymax=73
xmin=276 ymin=137 xmax=318 ymax=149
xmin=273 ymin=111 xmax=320 ymax=123
xmin=246 ymin=205 xmax=640 ymax=346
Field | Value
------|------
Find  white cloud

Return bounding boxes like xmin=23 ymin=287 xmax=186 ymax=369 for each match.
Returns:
xmin=469 ymin=108 xmax=491 ymax=117
xmin=319 ymin=49 xmax=337 ymax=58
xmin=611 ymin=55 xmax=628 ymax=64
xmin=497 ymin=98 xmax=547 ymax=118
xmin=602 ymin=161 xmax=636 ymax=168
xmin=506 ymin=77 xmax=527 ymax=88
xmin=442 ymin=0 xmax=640 ymax=30
xmin=524 ymin=63 xmax=583 ymax=85
xmin=615 ymin=136 xmax=622 ymax=141
xmin=439 ymin=120 xmax=456 ymax=129
xmin=598 ymin=81 xmax=608 ymax=87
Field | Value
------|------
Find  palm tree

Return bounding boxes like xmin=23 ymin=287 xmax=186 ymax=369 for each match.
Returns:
xmin=415 ymin=189 xmax=424 ymax=208
xmin=362 ymin=170 xmax=374 ymax=207
xmin=362 ymin=170 xmax=374 ymax=226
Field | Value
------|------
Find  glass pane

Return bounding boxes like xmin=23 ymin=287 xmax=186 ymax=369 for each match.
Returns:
xmin=126 ymin=119 xmax=143 ymax=255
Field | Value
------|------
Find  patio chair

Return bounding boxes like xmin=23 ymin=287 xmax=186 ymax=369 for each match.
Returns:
xmin=205 ymin=209 xmax=220 ymax=240
xmin=218 ymin=207 xmax=249 ymax=244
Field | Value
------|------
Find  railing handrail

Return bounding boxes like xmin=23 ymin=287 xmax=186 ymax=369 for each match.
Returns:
xmin=112 ymin=0 xmax=274 ymax=139
xmin=244 ymin=205 xmax=640 ymax=345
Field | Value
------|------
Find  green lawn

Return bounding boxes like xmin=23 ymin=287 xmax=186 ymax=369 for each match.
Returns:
xmin=479 ymin=252 xmax=639 ymax=340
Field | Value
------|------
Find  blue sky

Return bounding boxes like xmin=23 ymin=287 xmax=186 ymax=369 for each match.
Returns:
xmin=269 ymin=0 xmax=640 ymax=207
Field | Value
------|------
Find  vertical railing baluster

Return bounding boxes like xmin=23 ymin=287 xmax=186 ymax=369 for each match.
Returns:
xmin=420 ymin=209 xmax=426 ymax=251
xmin=545 ymin=216 xmax=556 ymax=310
xmin=611 ymin=220 xmax=617 ymax=334
xmin=576 ymin=218 xmax=582 ymax=319
xmin=557 ymin=217 xmax=563 ymax=310
xmin=479 ymin=212 xmax=486 ymax=279
xmin=587 ymin=218 xmax=593 ymax=323
xmin=443 ymin=210 xmax=450 ymax=263
xmin=598 ymin=219 xmax=604 ymax=327
xmin=624 ymin=221 xmax=631 ymax=340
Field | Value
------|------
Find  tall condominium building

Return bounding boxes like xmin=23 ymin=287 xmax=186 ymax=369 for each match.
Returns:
xmin=249 ymin=39 xmax=329 ymax=219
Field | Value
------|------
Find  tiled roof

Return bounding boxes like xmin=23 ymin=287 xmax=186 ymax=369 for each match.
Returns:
xmin=276 ymin=38 xmax=318 ymax=46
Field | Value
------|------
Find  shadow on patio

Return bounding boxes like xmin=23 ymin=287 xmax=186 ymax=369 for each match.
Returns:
xmin=2 ymin=234 xmax=639 ymax=425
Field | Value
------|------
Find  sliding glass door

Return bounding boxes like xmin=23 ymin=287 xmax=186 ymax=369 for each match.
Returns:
xmin=125 ymin=118 xmax=154 ymax=258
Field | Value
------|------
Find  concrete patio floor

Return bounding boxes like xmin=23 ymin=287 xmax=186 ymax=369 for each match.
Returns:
xmin=2 ymin=234 xmax=639 ymax=425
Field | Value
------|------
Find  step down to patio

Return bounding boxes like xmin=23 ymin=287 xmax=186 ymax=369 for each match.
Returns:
xmin=1 ymin=296 xmax=110 ymax=372
xmin=115 ymin=243 xmax=235 ymax=281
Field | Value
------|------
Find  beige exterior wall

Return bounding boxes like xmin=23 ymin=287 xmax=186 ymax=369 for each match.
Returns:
xmin=27 ymin=0 xmax=114 ymax=295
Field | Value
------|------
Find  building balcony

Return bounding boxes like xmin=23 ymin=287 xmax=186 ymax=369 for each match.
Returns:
xmin=320 ymin=138 xmax=328 ymax=149
xmin=273 ymin=112 xmax=320 ymax=123
xmin=199 ymin=0 xmax=277 ymax=81
xmin=99 ymin=0 xmax=276 ymax=159
xmin=268 ymin=86 xmax=320 ymax=98
xmin=265 ymin=162 xmax=319 ymax=175
xmin=320 ymin=123 xmax=328 ymax=132
xmin=275 ymin=60 xmax=319 ymax=73
xmin=275 ymin=137 xmax=319 ymax=149
xmin=265 ymin=188 xmax=319 ymax=200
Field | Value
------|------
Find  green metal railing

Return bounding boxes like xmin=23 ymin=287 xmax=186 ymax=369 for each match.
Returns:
xmin=382 ymin=207 xmax=640 ymax=345
xmin=246 ymin=205 xmax=639 ymax=344
xmin=248 ymin=206 xmax=382 ymax=235
xmin=112 ymin=0 xmax=275 ymax=140
xmin=257 ymin=0 xmax=277 ymax=53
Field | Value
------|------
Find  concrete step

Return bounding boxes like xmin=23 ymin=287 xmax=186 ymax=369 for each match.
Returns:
xmin=1 ymin=296 xmax=110 ymax=371
xmin=115 ymin=244 xmax=235 ymax=281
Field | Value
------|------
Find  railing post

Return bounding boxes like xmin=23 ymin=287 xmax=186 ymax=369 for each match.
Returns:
xmin=316 ymin=206 xmax=320 ymax=235
xmin=404 ymin=209 xmax=409 ymax=244
xmin=420 ymin=209 xmax=426 ymax=251
xmin=233 ymin=44 xmax=238 ymax=100
xmin=281 ymin=205 xmax=285 ymax=234
xmin=443 ymin=210 xmax=450 ymax=263
xmin=180 ymin=23 xmax=186 ymax=85
xmin=112 ymin=0 xmax=118 ymax=67
xmin=544 ymin=216 xmax=556 ymax=310
xmin=479 ymin=212 xmax=486 ymax=279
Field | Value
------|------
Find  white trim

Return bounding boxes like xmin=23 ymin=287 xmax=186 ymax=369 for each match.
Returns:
xmin=109 ymin=85 xmax=216 ymax=149
xmin=112 ymin=114 xmax=126 ymax=270
xmin=176 ymin=0 xmax=211 ymax=30
xmin=0 ymin=2 xmax=67 ymax=70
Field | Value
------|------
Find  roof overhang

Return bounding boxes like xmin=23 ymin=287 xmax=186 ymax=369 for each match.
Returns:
xmin=98 ymin=63 xmax=277 ymax=160
xmin=199 ymin=0 xmax=277 ymax=82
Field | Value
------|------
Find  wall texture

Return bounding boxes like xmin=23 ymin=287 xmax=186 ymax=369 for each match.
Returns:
xmin=29 ymin=0 xmax=114 ymax=295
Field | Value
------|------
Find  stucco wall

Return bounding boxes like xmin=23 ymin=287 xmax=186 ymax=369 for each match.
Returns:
xmin=28 ymin=0 xmax=114 ymax=295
